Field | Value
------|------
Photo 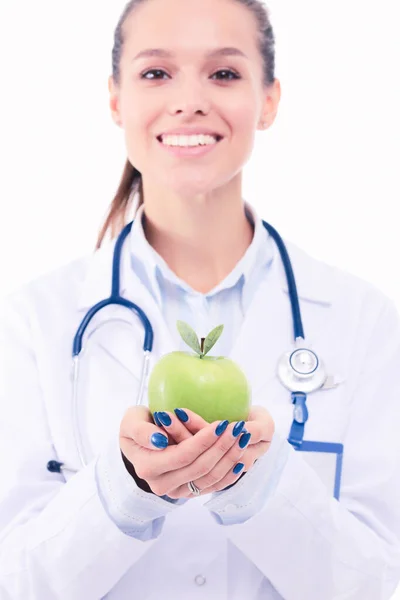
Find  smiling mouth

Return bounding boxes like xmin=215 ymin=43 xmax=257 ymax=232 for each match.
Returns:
xmin=156 ymin=135 xmax=224 ymax=144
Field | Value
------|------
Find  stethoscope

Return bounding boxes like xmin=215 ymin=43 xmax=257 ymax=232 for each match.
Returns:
xmin=47 ymin=219 xmax=335 ymax=479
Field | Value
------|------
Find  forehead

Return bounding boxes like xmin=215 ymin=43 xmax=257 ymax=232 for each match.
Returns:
xmin=123 ymin=0 xmax=259 ymax=59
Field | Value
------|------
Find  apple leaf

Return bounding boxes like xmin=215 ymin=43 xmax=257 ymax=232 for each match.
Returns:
xmin=176 ymin=320 xmax=202 ymax=356
xmin=202 ymin=324 xmax=224 ymax=356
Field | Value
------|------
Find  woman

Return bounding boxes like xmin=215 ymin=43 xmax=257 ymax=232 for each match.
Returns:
xmin=1 ymin=0 xmax=400 ymax=598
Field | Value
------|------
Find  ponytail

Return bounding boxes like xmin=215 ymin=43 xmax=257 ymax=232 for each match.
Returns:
xmin=95 ymin=160 xmax=143 ymax=250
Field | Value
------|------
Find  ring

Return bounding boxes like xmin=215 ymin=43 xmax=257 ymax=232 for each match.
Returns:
xmin=187 ymin=480 xmax=201 ymax=496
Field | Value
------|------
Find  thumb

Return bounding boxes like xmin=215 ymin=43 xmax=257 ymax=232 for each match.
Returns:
xmin=120 ymin=405 xmax=169 ymax=450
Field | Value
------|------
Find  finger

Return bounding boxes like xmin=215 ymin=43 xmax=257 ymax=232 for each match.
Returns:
xmin=173 ymin=430 xmax=253 ymax=495
xmin=242 ymin=408 xmax=275 ymax=444
xmin=120 ymin=406 xmax=170 ymax=451
xmin=165 ymin=485 xmax=193 ymax=500
xmin=160 ymin=420 xmax=246 ymax=492
xmin=153 ymin=411 xmax=193 ymax=443
xmin=173 ymin=408 xmax=209 ymax=434
xmin=153 ymin=412 xmax=178 ymax=445
xmin=130 ymin=418 xmax=229 ymax=480
xmin=189 ymin=430 xmax=256 ymax=490
xmin=169 ymin=439 xmax=269 ymax=498
xmin=174 ymin=408 xmax=251 ymax=436
xmin=207 ymin=441 xmax=271 ymax=494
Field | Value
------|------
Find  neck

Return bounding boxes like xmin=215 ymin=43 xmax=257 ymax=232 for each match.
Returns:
xmin=141 ymin=194 xmax=254 ymax=294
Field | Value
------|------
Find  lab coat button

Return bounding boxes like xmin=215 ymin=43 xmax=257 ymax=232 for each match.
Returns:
xmin=194 ymin=574 xmax=206 ymax=586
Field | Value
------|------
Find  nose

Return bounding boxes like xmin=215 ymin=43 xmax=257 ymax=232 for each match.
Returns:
xmin=167 ymin=77 xmax=211 ymax=118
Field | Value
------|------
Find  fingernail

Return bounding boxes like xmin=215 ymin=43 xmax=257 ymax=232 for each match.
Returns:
xmin=151 ymin=433 xmax=168 ymax=449
xmin=157 ymin=412 xmax=172 ymax=426
xmin=153 ymin=412 xmax=162 ymax=427
xmin=233 ymin=462 xmax=245 ymax=474
xmin=232 ymin=421 xmax=245 ymax=437
xmin=215 ymin=420 xmax=229 ymax=436
xmin=239 ymin=432 xmax=251 ymax=449
xmin=174 ymin=408 xmax=189 ymax=423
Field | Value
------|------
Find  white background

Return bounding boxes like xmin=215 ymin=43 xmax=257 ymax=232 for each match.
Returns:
xmin=0 ymin=0 xmax=399 ymax=596
xmin=0 ymin=1 xmax=399 ymax=302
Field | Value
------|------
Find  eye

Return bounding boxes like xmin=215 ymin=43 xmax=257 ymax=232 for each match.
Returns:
xmin=212 ymin=69 xmax=241 ymax=81
xmin=140 ymin=68 xmax=241 ymax=81
xmin=141 ymin=69 xmax=168 ymax=80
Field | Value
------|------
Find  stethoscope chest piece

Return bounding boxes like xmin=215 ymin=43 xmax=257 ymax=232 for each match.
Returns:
xmin=277 ymin=346 xmax=327 ymax=393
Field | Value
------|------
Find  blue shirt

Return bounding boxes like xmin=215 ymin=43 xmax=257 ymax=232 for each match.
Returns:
xmin=95 ymin=200 xmax=291 ymax=539
xmin=129 ymin=200 xmax=274 ymax=356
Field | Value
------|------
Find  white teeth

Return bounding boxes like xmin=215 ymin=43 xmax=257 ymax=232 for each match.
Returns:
xmin=161 ymin=134 xmax=218 ymax=147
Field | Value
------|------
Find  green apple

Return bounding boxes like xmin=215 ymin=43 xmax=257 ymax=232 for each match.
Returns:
xmin=148 ymin=320 xmax=251 ymax=423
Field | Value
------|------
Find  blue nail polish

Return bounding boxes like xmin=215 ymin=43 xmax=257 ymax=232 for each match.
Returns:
xmin=215 ymin=420 xmax=229 ymax=436
xmin=232 ymin=421 xmax=245 ymax=437
xmin=174 ymin=408 xmax=189 ymax=423
xmin=233 ymin=462 xmax=245 ymax=474
xmin=239 ymin=432 xmax=251 ymax=449
xmin=151 ymin=433 xmax=168 ymax=449
xmin=153 ymin=412 xmax=162 ymax=427
xmin=157 ymin=412 xmax=172 ymax=426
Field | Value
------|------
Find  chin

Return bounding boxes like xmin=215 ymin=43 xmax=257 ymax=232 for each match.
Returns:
xmin=159 ymin=181 xmax=216 ymax=199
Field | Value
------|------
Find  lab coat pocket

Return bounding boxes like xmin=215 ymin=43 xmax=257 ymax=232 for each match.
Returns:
xmin=253 ymin=377 xmax=347 ymax=500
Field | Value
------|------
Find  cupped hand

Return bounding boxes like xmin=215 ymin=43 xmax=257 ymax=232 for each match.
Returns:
xmin=152 ymin=405 xmax=275 ymax=496
xmin=119 ymin=406 xmax=259 ymax=499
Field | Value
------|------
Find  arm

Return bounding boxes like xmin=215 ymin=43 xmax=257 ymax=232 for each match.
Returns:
xmin=205 ymin=298 xmax=400 ymax=599
xmin=0 ymin=293 xmax=181 ymax=599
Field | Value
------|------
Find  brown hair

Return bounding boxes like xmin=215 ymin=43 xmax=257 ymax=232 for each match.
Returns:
xmin=95 ymin=0 xmax=276 ymax=250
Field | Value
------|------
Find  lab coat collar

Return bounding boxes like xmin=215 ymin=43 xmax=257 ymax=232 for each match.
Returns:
xmin=128 ymin=200 xmax=273 ymax=309
xmin=78 ymin=221 xmax=335 ymax=313
xmin=76 ymin=220 xmax=336 ymax=394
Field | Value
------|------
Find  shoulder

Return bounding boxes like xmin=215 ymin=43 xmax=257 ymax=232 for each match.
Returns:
xmin=1 ymin=252 xmax=93 ymax=326
xmin=283 ymin=237 xmax=396 ymax=320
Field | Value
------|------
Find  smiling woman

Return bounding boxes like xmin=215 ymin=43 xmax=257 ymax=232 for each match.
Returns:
xmin=95 ymin=0 xmax=281 ymax=294
xmin=1 ymin=0 xmax=400 ymax=599
xmin=96 ymin=0 xmax=279 ymax=258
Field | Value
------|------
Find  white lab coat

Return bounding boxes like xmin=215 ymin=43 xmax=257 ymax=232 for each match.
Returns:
xmin=1 ymin=231 xmax=400 ymax=600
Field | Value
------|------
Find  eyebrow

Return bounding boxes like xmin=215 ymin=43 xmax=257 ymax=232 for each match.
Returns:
xmin=132 ymin=47 xmax=249 ymax=62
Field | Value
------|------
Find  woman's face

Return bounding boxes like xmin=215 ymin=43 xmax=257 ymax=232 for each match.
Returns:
xmin=109 ymin=0 xmax=280 ymax=197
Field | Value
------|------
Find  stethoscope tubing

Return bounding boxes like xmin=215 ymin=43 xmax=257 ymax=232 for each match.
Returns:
xmin=261 ymin=221 xmax=304 ymax=341
xmin=50 ymin=218 xmax=309 ymax=475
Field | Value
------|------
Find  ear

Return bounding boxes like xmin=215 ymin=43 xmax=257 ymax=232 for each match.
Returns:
xmin=108 ymin=75 xmax=122 ymax=128
xmin=260 ymin=78 xmax=282 ymax=130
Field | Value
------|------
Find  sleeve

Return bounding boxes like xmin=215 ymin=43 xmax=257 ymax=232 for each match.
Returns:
xmin=0 ymin=292 xmax=178 ymax=599
xmin=207 ymin=297 xmax=400 ymax=600
xmin=95 ymin=430 xmax=187 ymax=539
xmin=204 ymin=427 xmax=290 ymax=524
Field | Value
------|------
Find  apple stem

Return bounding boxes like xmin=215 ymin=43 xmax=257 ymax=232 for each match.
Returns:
xmin=200 ymin=337 xmax=205 ymax=353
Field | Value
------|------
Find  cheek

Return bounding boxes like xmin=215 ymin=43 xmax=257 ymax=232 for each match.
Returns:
xmin=222 ymin=104 xmax=258 ymax=161
xmin=225 ymin=111 xmax=257 ymax=165
xmin=223 ymin=93 xmax=258 ymax=130
xmin=119 ymin=89 xmax=156 ymax=131
xmin=122 ymin=107 xmax=158 ymax=168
